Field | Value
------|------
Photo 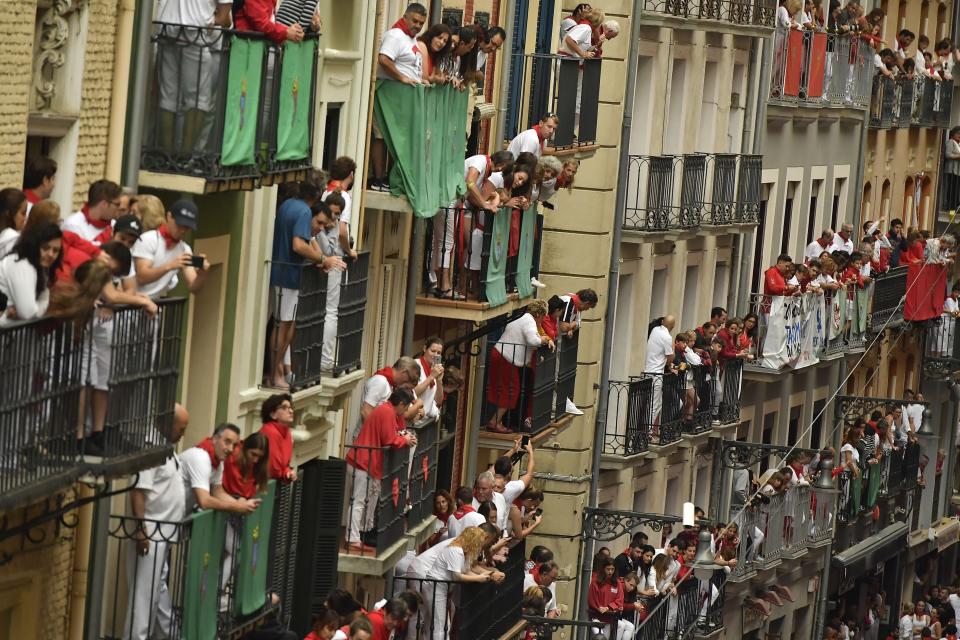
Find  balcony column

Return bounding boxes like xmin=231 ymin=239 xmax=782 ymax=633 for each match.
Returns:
xmin=699 ymin=236 xmax=719 ymax=322
xmin=649 ymin=28 xmax=673 ymax=155
xmin=668 ymin=240 xmax=688 ymax=327
xmin=713 ymin=33 xmax=736 ymax=151
xmin=681 ymin=31 xmax=708 ymax=154
xmin=916 ymin=408 xmax=938 ymax=531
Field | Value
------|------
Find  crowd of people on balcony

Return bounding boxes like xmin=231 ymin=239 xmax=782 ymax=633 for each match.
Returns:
xmin=871 ymin=27 xmax=959 ymax=82
xmin=0 ymin=158 xmax=209 ymax=456
xmin=557 ymin=4 xmax=620 ymax=60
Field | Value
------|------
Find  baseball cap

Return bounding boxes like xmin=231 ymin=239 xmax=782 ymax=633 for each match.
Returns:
xmin=114 ymin=214 xmax=142 ymax=238
xmin=170 ymin=199 xmax=199 ymax=230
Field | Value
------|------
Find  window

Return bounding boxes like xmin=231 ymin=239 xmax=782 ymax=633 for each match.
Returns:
xmin=664 ymin=59 xmax=686 ymax=155
xmin=811 ymin=399 xmax=825 ymax=448
xmin=788 ymin=406 xmax=800 ymax=446
xmin=781 ymin=193 xmax=794 ymax=255
xmin=321 ymin=103 xmax=342 ymax=173
xmin=682 ymin=265 xmax=699 ymax=329
xmin=751 ymin=198 xmax=768 ymax=294
xmin=651 ymin=268 xmax=668 ymax=319
xmin=633 ymin=487 xmax=647 ymax=512
xmin=441 ymin=7 xmax=463 ymax=27
xmin=806 ymin=179 xmax=821 ymax=245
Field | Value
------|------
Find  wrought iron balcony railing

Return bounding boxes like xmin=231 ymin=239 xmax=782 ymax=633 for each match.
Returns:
xmin=622 ymin=153 xmax=761 ymax=232
xmin=267 ymin=262 xmax=326 ymax=392
xmin=343 ymin=443 xmax=409 ymax=556
xmin=868 ymin=266 xmax=906 ymax=330
xmin=481 ymin=333 xmax=579 ymax=436
xmin=504 ymin=54 xmax=602 ymax=150
xmin=640 ymin=0 xmax=776 ymax=26
xmin=869 ymin=76 xmax=954 ymax=129
xmin=405 ymin=417 xmax=440 ymax=534
xmin=769 ymin=27 xmax=874 ymax=109
xmin=141 ymin=23 xmax=317 ymax=188
xmin=922 ymin=315 xmax=960 ymax=379
xmin=0 ymin=298 xmax=185 ymax=511
xmin=330 ymin=250 xmax=370 ymax=376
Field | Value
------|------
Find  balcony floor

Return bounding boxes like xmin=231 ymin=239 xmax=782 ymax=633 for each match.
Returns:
xmin=415 ymin=292 xmax=533 ymax=322
xmin=477 ymin=414 xmax=576 ymax=449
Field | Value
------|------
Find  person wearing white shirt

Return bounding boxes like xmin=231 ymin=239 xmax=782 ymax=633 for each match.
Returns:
xmin=132 ymin=200 xmax=209 ymax=300
xmin=805 ymin=229 xmax=834 ymax=262
xmin=0 ymin=221 xmax=61 ymax=327
xmin=486 ymin=301 xmax=552 ymax=434
xmin=558 ymin=3 xmax=591 ymax=44
xmin=493 ymin=439 xmax=536 ymax=504
xmin=123 ymin=404 xmax=189 ymax=640
xmin=0 ymin=189 xmax=27 ymax=259
xmin=62 ymin=179 xmax=123 ymax=244
xmin=830 ymin=223 xmax=855 ymax=254
xmin=776 ymin=1 xmax=799 ymax=29
xmin=414 ymin=337 xmax=446 ymax=420
xmin=645 ymin=316 xmax=676 ymax=427
xmin=180 ymin=423 xmax=260 ymax=514
xmin=524 ymin=561 xmax=561 ymax=616
xmin=507 ymin=114 xmax=559 ymax=160
xmin=472 ymin=470 xmax=509 ymax=531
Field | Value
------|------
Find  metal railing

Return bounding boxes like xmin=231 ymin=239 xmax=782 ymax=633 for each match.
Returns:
xmin=141 ymin=23 xmax=317 ymax=185
xmin=422 ymin=205 xmax=492 ymax=302
xmin=769 ymin=27 xmax=874 ymax=109
xmin=330 ymin=250 xmax=369 ymax=376
xmin=343 ymin=443 xmax=409 ymax=556
xmin=392 ymin=540 xmax=526 ymax=640
xmin=482 ymin=340 xmax=565 ymax=435
xmin=640 ymin=0 xmax=776 ymax=26
xmin=716 ymin=359 xmax=743 ymax=425
xmin=267 ymin=262 xmax=326 ymax=392
xmin=923 ymin=315 xmax=960 ymax=378
xmin=869 ymin=75 xmax=954 ymax=129
xmin=868 ymin=266 xmax=906 ymax=330
xmin=503 ymin=54 xmax=602 ymax=148
xmin=405 ymin=417 xmax=440 ymax=533
xmin=554 ymin=331 xmax=579 ymax=419
xmin=941 ymin=166 xmax=960 ymax=213
xmin=604 ymin=379 xmax=651 ymax=456
xmin=623 ymin=153 xmax=761 ymax=232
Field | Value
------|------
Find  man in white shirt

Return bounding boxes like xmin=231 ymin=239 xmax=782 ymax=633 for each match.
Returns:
xmin=507 ymin=114 xmax=559 ymax=160
xmin=805 ymin=229 xmax=834 ymax=262
xmin=646 ymin=315 xmax=676 ymax=429
xmin=524 ymin=561 xmax=561 ymax=617
xmin=472 ymin=470 xmax=508 ymax=531
xmin=22 ymin=156 xmax=56 ymax=215
xmin=903 ymin=389 xmax=925 ymax=435
xmin=830 ymin=223 xmax=855 ymax=254
xmin=360 ymin=357 xmax=422 ymax=419
xmin=493 ymin=439 xmax=535 ymax=504
xmin=476 ymin=26 xmax=506 ymax=73
xmin=132 ymin=199 xmax=209 ymax=300
xmin=155 ymin=0 xmax=232 ymax=152
xmin=180 ymin=423 xmax=260 ymax=514
xmin=62 ymin=179 xmax=123 ymax=243
xmin=445 ymin=486 xmax=486 ymax=539
xmin=124 ymin=403 xmax=189 ymax=640
xmin=558 ymin=289 xmax=599 ymax=337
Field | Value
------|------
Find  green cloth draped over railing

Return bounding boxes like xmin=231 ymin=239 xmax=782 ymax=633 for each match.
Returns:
xmin=373 ymin=81 xmax=468 ymax=217
xmin=866 ymin=463 xmax=881 ymax=507
xmin=234 ymin=481 xmax=276 ymax=615
xmin=221 ymin=36 xmax=266 ymax=167
xmin=515 ymin=205 xmax=537 ymax=300
xmin=276 ymin=39 xmax=317 ymax=161
xmin=483 ymin=208 xmax=511 ymax=307
xmin=183 ymin=509 xmax=227 ymax=640
xmin=855 ymin=287 xmax=870 ymax=334
xmin=849 ymin=476 xmax=862 ymax=518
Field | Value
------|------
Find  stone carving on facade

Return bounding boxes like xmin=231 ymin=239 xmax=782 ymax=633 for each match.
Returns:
xmin=34 ymin=0 xmax=85 ymax=110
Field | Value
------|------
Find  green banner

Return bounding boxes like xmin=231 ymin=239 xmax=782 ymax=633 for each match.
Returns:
xmin=856 ymin=287 xmax=870 ymax=334
xmin=849 ymin=476 xmax=862 ymax=517
xmin=483 ymin=208 xmax=511 ymax=307
xmin=515 ymin=205 xmax=537 ymax=300
xmin=866 ymin=463 xmax=881 ymax=507
xmin=373 ymin=81 xmax=468 ymax=217
xmin=183 ymin=509 xmax=227 ymax=640
xmin=276 ymin=39 xmax=316 ymax=161
xmin=234 ymin=481 xmax=276 ymax=615
xmin=221 ymin=36 xmax=265 ymax=167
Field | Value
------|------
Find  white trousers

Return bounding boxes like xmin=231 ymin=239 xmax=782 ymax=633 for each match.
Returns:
xmin=322 ymin=268 xmax=342 ymax=368
xmin=347 ymin=467 xmax=379 ymax=543
xmin=122 ymin=540 xmax=172 ymax=640
xmin=592 ymin=618 xmax=635 ymax=640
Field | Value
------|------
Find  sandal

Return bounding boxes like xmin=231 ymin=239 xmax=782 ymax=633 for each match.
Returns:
xmin=486 ymin=423 xmax=513 ymax=434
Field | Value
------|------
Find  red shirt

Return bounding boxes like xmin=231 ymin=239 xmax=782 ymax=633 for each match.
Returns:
xmin=56 ymin=230 xmax=101 ymax=282
xmin=716 ymin=328 xmax=739 ymax=362
xmin=541 ymin=314 xmax=559 ymax=340
xmin=260 ymin=421 xmax=293 ymax=480
xmin=222 ymin=446 xmax=257 ymax=498
xmin=234 ymin=0 xmax=289 ymax=45
xmin=588 ymin=578 xmax=624 ymax=624
xmin=345 ymin=402 xmax=408 ymax=479
xmin=763 ymin=266 xmax=789 ymax=296
xmin=365 ymin=609 xmax=392 ymax=640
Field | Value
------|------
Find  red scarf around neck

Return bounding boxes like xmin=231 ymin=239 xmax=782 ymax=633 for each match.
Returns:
xmin=531 ymin=125 xmax=548 ymax=151
xmin=577 ymin=18 xmax=592 ymax=25
xmin=375 ymin=366 xmax=396 ymax=387
xmin=392 ymin=18 xmax=421 ymax=54
xmin=325 ymin=180 xmax=342 ymax=193
xmin=158 ymin=224 xmax=179 ymax=249
xmin=420 ymin=356 xmax=436 ymax=388
xmin=24 ymin=189 xmax=40 ymax=204
xmin=483 ymin=155 xmax=492 ymax=182
xmin=197 ymin=437 xmax=221 ymax=470
xmin=82 ymin=203 xmax=111 ymax=229
xmin=452 ymin=504 xmax=475 ymax=520
xmin=569 ymin=293 xmax=582 ymax=311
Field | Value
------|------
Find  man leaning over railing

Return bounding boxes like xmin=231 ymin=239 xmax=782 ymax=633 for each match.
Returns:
xmin=123 ymin=403 xmax=189 ymax=640
xmin=234 ymin=0 xmax=320 ymax=44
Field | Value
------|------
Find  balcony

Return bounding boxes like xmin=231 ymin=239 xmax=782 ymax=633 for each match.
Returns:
xmin=869 ymin=75 xmax=954 ymax=129
xmin=479 ymin=334 xmax=579 ymax=442
xmin=139 ymin=23 xmax=319 ymax=193
xmin=0 ymin=299 xmax=185 ymax=511
xmin=768 ymin=28 xmax=874 ymax=111
xmin=602 ymin=362 xmax=742 ymax=459
xmin=622 ymin=153 xmax=761 ymax=234
xmin=922 ymin=315 xmax=960 ymax=379
xmin=504 ymin=54 xmax=602 ymax=154
xmin=390 ymin=540 xmax=526 ymax=640
xmin=640 ymin=0 xmax=776 ymax=27
xmin=340 ymin=418 xmax=440 ymax=574
xmin=369 ymin=82 xmax=470 ymax=216
xmin=746 ymin=284 xmax=868 ymax=374
xmin=868 ymin=266 xmax=906 ymax=330
xmin=98 ymin=458 xmax=348 ymax=639
xmin=415 ymin=205 xmax=541 ymax=320
xmin=330 ymin=251 xmax=370 ymax=376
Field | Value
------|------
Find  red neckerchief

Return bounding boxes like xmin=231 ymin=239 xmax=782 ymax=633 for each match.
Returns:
xmin=577 ymin=19 xmax=592 ymax=25
xmin=82 ymin=203 xmax=111 ymax=230
xmin=818 ymin=237 xmax=829 ymax=249
xmin=483 ymin=155 xmax=492 ymax=182
xmin=325 ymin=180 xmax=342 ymax=194
xmin=157 ymin=224 xmax=179 ymax=249
xmin=531 ymin=125 xmax=548 ymax=152
xmin=569 ymin=293 xmax=582 ymax=311
xmin=557 ymin=174 xmax=569 ymax=188
xmin=375 ymin=366 xmax=395 ymax=387
xmin=420 ymin=356 xmax=436 ymax=388
xmin=24 ymin=189 xmax=40 ymax=204
xmin=452 ymin=504 xmax=475 ymax=520
xmin=392 ymin=19 xmax=421 ymax=54
xmin=197 ymin=437 xmax=221 ymax=470
xmin=435 ymin=511 xmax=451 ymax=525
xmin=93 ymin=226 xmax=113 ymax=245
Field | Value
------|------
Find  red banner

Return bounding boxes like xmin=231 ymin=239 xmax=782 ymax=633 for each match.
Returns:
xmin=784 ymin=30 xmax=804 ymax=97
xmin=807 ymin=32 xmax=828 ymax=98
xmin=904 ymin=261 xmax=947 ymax=321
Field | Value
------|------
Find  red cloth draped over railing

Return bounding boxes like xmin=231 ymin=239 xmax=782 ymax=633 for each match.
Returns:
xmin=904 ymin=261 xmax=947 ymax=321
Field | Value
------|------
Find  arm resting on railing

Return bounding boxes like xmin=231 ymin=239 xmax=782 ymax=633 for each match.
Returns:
xmin=192 ymin=484 xmax=260 ymax=514
xmin=213 ymin=4 xmax=231 ymax=28
xmin=100 ymin=282 xmax=158 ymax=316
xmin=129 ymin=488 xmax=150 ymax=556
xmin=378 ymin=54 xmax=419 ymax=85
xmin=295 ymin=236 xmax=345 ymax=272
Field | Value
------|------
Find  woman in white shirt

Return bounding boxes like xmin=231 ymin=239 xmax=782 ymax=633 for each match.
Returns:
xmin=485 ymin=300 xmax=554 ymax=433
xmin=840 ymin=424 xmax=863 ymax=478
xmin=910 ymin=600 xmax=931 ymax=639
xmin=0 ymin=188 xmax=27 ymax=259
xmin=0 ymin=221 xmax=62 ymax=326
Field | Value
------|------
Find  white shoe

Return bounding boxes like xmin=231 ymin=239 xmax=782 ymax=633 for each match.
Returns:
xmin=565 ymin=398 xmax=583 ymax=415
xmin=531 ymin=277 xmax=547 ymax=288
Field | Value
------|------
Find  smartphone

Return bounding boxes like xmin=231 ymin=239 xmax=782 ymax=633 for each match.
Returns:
xmin=190 ymin=255 xmax=205 ymax=269
xmin=534 ymin=508 xmax=543 ymax=517
xmin=520 ymin=435 xmax=530 ymax=447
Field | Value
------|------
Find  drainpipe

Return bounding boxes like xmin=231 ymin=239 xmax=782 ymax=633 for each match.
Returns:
xmin=578 ymin=0 xmax=641 ymax=623
xmin=495 ymin=0 xmax=517 ymax=148
xmin=122 ymin=0 xmax=154 ymax=188
xmin=403 ymin=218 xmax=424 ymax=355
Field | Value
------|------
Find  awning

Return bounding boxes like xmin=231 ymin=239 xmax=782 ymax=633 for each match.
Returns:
xmin=832 ymin=521 xmax=909 ymax=579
